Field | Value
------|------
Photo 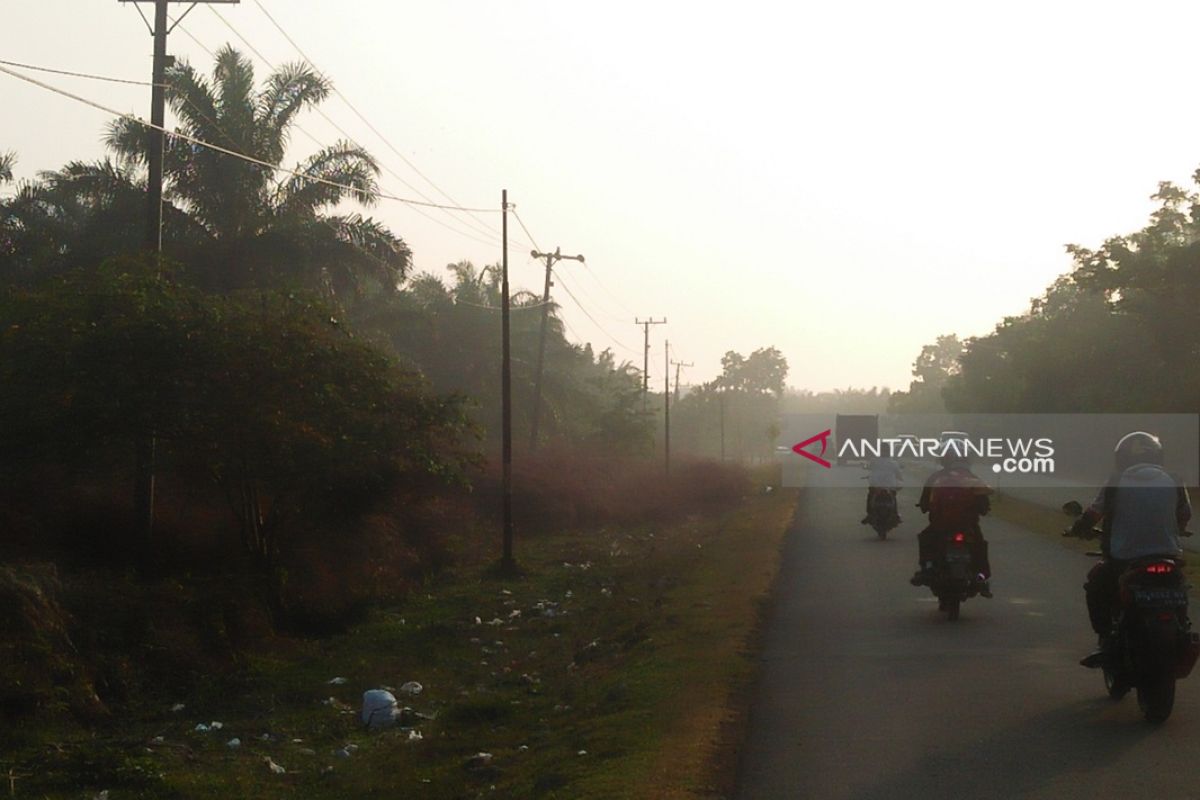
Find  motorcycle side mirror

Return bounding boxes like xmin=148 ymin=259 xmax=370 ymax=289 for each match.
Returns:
xmin=1062 ymin=500 xmax=1084 ymax=518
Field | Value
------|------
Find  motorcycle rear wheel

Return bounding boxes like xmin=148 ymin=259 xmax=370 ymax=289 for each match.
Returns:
xmin=1137 ymin=674 xmax=1176 ymax=723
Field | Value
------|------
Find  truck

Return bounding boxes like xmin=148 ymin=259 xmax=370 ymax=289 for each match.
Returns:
xmin=835 ymin=414 xmax=880 ymax=466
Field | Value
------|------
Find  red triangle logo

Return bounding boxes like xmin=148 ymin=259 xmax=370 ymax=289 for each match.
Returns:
xmin=792 ymin=429 xmax=833 ymax=468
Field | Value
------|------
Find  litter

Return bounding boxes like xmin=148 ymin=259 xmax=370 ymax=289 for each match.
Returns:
xmin=327 ymin=677 xmax=348 ymax=685
xmin=170 ymin=703 xmax=185 ymax=713
xmin=226 ymin=738 xmax=241 ymax=749
xmin=264 ymin=757 xmax=286 ymax=775
xmin=361 ymin=689 xmax=399 ymax=729
xmin=399 ymin=681 xmax=423 ymax=696
xmin=407 ymin=730 xmax=423 ymax=742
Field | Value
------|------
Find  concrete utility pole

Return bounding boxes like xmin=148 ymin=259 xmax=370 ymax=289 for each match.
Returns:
xmin=120 ymin=0 xmax=240 ymax=549
xmin=664 ymin=341 xmax=671 ymax=474
xmin=529 ymin=246 xmax=584 ymax=450
xmin=634 ymin=317 xmax=666 ymax=410
xmin=671 ymin=358 xmax=693 ymax=403
xmin=501 ymin=191 xmax=515 ymax=573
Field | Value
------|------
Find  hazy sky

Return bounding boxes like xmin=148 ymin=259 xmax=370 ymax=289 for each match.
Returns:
xmin=4 ymin=1 xmax=1200 ymax=391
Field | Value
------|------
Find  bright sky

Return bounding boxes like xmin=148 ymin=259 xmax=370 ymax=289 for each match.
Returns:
xmin=3 ymin=1 xmax=1199 ymax=391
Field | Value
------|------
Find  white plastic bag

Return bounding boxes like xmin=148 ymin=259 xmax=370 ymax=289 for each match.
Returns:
xmin=361 ymin=689 xmax=398 ymax=729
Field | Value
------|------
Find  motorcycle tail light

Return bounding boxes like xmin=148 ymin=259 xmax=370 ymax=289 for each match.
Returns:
xmin=1146 ymin=563 xmax=1175 ymax=575
xmin=952 ymin=532 xmax=966 ymax=543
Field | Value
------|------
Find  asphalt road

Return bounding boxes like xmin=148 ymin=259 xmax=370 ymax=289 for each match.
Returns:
xmin=735 ymin=470 xmax=1200 ymax=800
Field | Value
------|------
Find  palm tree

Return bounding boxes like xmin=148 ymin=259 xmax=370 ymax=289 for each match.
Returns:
xmin=0 ymin=151 xmax=14 ymax=184
xmin=102 ymin=46 xmax=409 ymax=298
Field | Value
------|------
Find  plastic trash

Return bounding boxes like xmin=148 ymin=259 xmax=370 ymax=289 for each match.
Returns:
xmin=264 ymin=757 xmax=286 ymax=775
xmin=194 ymin=723 xmax=210 ymax=733
xmin=170 ymin=703 xmax=185 ymax=713
xmin=226 ymin=738 xmax=241 ymax=749
xmin=465 ymin=752 xmax=494 ymax=770
xmin=361 ymin=689 xmax=399 ymax=729
xmin=399 ymin=681 xmax=423 ymax=696
xmin=407 ymin=730 xmax=423 ymax=742
xmin=327 ymin=677 xmax=348 ymax=685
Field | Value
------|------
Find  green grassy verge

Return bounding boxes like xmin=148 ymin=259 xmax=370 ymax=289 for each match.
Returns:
xmin=3 ymin=487 xmax=797 ymax=800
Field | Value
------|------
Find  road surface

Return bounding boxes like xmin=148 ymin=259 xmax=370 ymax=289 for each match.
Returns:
xmin=735 ymin=470 xmax=1199 ymax=800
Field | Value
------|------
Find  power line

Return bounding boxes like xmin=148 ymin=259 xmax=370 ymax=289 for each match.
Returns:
xmin=580 ymin=258 xmax=638 ymax=317
xmin=249 ymin=0 xmax=508 ymax=243
xmin=511 ymin=208 xmax=541 ymax=253
xmin=557 ymin=273 xmax=640 ymax=355
xmin=0 ymin=63 xmax=500 ymax=213
xmin=0 ymin=59 xmax=161 ymax=87
xmin=202 ymin=5 xmax=509 ymax=249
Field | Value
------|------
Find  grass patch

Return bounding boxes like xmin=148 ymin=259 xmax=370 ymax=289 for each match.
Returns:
xmin=2 ymin=482 xmax=797 ymax=799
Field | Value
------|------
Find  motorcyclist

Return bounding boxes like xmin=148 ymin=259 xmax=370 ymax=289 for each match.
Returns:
xmin=910 ymin=442 xmax=993 ymax=597
xmin=1068 ymin=431 xmax=1191 ymax=667
xmin=861 ymin=456 xmax=903 ymax=526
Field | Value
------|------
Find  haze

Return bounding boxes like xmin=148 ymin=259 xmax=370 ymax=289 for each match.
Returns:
xmin=4 ymin=0 xmax=1196 ymax=390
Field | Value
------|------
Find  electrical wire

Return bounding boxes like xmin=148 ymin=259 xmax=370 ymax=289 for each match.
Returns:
xmin=511 ymin=208 xmax=542 ymax=254
xmin=250 ymin=0 xmax=508 ymax=243
xmin=0 ymin=63 xmax=500 ymax=213
xmin=203 ymin=6 xmax=507 ymax=249
xmin=554 ymin=272 xmax=640 ymax=355
xmin=0 ymin=59 xmax=161 ymax=87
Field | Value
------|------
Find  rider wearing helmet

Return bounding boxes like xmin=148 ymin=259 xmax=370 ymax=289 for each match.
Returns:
xmin=910 ymin=440 xmax=994 ymax=596
xmin=1071 ymin=432 xmax=1191 ymax=667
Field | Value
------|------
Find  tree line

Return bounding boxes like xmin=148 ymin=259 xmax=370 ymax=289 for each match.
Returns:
xmin=889 ymin=179 xmax=1200 ymax=415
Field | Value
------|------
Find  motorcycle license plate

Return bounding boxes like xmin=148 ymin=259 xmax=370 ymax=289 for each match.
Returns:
xmin=1133 ymin=588 xmax=1189 ymax=607
xmin=946 ymin=552 xmax=972 ymax=564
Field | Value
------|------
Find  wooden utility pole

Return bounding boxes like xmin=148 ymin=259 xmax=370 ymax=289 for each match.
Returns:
xmin=501 ymin=190 xmax=514 ymax=572
xmin=120 ymin=0 xmax=240 ymax=549
xmin=634 ymin=317 xmax=666 ymax=410
xmin=529 ymin=246 xmax=584 ymax=450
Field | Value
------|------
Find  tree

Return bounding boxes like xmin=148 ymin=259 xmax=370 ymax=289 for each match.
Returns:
xmin=0 ymin=152 xmax=13 ymax=184
xmin=0 ymin=257 xmax=473 ymax=615
xmin=90 ymin=46 xmax=408 ymax=300
xmin=889 ymin=334 xmax=962 ymax=413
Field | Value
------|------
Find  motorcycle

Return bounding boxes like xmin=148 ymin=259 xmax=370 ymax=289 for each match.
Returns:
xmin=926 ymin=529 xmax=984 ymax=621
xmin=1063 ymin=502 xmax=1200 ymax=723
xmin=865 ymin=486 xmax=899 ymax=539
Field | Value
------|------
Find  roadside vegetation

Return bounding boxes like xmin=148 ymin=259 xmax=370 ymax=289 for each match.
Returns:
xmin=0 ymin=47 xmax=798 ymax=798
xmin=891 ymin=177 xmax=1200 ymax=414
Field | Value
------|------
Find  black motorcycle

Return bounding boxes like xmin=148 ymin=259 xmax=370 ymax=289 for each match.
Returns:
xmin=866 ymin=487 xmax=899 ymax=540
xmin=1064 ymin=503 xmax=1200 ymax=723
xmin=927 ymin=530 xmax=984 ymax=621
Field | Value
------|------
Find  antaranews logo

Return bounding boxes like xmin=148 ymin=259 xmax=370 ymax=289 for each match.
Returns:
xmin=790 ymin=430 xmax=1057 ymax=475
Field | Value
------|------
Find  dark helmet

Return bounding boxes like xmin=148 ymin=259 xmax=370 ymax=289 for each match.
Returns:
xmin=1114 ymin=431 xmax=1163 ymax=471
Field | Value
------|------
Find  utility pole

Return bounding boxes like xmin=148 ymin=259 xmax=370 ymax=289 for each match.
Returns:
xmin=634 ymin=317 xmax=666 ymax=410
xmin=664 ymin=341 xmax=671 ymax=474
xmin=529 ymin=246 xmax=584 ymax=450
xmin=671 ymin=358 xmax=693 ymax=403
xmin=719 ymin=390 xmax=726 ymax=461
xmin=120 ymin=0 xmax=240 ymax=551
xmin=501 ymin=190 xmax=515 ymax=573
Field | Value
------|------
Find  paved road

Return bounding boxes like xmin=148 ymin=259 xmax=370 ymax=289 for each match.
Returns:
xmin=735 ymin=472 xmax=1199 ymax=800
